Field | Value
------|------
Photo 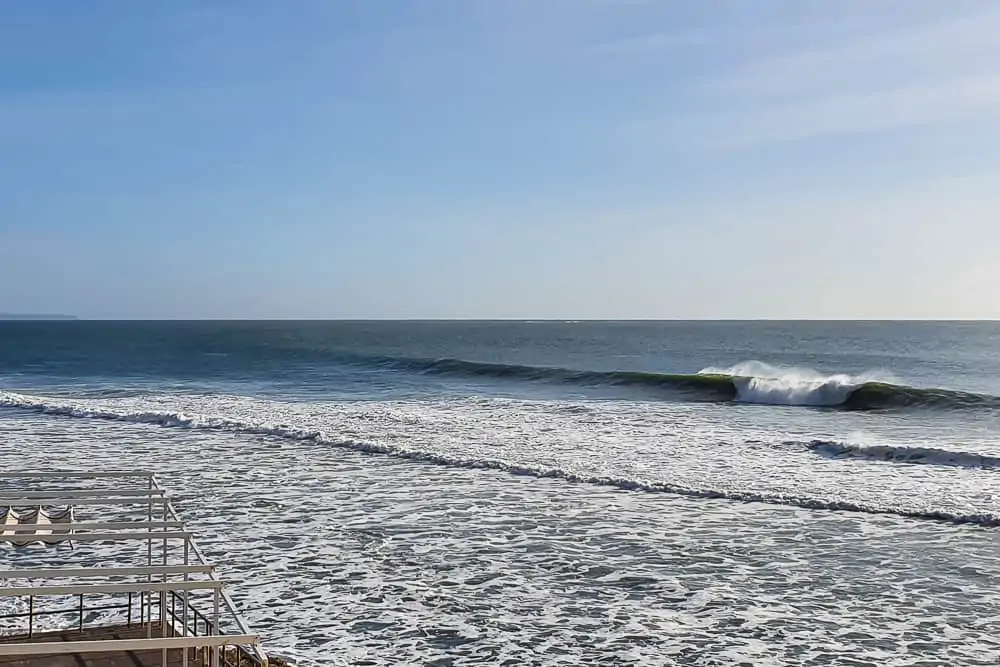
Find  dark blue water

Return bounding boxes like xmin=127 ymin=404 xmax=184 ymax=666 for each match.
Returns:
xmin=3 ymin=320 xmax=1000 ymax=398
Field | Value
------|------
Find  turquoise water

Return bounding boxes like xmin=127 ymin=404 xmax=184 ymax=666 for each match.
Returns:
xmin=1 ymin=321 xmax=999 ymax=664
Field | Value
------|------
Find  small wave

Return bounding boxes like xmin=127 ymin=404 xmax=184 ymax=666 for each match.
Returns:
xmin=1 ymin=390 xmax=998 ymax=528
xmin=806 ymin=440 xmax=1000 ymax=470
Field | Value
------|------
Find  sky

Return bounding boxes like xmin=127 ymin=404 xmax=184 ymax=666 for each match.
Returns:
xmin=2 ymin=0 xmax=1000 ymax=319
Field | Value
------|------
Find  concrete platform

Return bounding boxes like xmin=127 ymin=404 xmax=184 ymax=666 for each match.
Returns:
xmin=0 ymin=624 xmax=229 ymax=667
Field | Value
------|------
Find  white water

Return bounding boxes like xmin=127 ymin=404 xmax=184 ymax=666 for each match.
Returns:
xmin=1 ymin=389 xmax=999 ymax=525
xmin=699 ymin=361 xmax=895 ymax=406
xmin=2 ymin=389 xmax=1000 ymax=665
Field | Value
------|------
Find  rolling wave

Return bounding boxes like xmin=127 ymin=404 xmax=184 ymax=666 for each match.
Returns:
xmin=806 ymin=440 xmax=1000 ymax=470
xmin=367 ymin=355 xmax=1000 ymax=411
xmin=0 ymin=390 xmax=997 ymax=528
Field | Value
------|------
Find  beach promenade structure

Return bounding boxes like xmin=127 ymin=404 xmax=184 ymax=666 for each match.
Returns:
xmin=0 ymin=472 xmax=266 ymax=667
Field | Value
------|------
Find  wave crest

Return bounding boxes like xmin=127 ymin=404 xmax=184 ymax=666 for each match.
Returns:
xmin=699 ymin=362 xmax=889 ymax=407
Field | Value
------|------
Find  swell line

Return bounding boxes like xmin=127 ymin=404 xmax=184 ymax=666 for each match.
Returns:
xmin=382 ymin=356 xmax=739 ymax=399
xmin=1 ymin=391 xmax=997 ymax=528
xmin=806 ymin=440 xmax=1000 ymax=470
xmin=349 ymin=354 xmax=1000 ymax=412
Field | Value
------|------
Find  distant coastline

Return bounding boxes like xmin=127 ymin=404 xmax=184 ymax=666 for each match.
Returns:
xmin=0 ymin=314 xmax=78 ymax=321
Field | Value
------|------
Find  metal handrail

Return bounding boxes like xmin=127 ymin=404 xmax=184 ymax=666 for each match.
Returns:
xmin=0 ymin=580 xmax=223 ymax=598
xmin=0 ymin=531 xmax=192 ymax=545
xmin=0 ymin=488 xmax=165 ymax=499
xmin=0 ymin=472 xmax=269 ymax=667
xmin=0 ymin=520 xmax=185 ymax=531
xmin=0 ymin=590 xmax=264 ymax=667
xmin=0 ymin=471 xmax=156 ymax=479
xmin=0 ymin=635 xmax=260 ymax=657
xmin=166 ymin=592 xmax=263 ymax=667
xmin=0 ymin=564 xmax=214 ymax=579
xmin=0 ymin=590 xmax=153 ymax=638
xmin=152 ymin=474 xmax=269 ymax=666
xmin=0 ymin=496 xmax=175 ymax=507
xmin=0 ymin=597 xmax=131 ymax=637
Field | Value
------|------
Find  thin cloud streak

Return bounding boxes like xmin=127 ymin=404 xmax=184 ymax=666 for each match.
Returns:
xmin=630 ymin=6 xmax=1000 ymax=149
xmin=707 ymin=8 xmax=1000 ymax=99
xmin=664 ymin=73 xmax=1000 ymax=149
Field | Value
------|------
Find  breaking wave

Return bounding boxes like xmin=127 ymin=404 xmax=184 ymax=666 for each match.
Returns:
xmin=371 ymin=356 xmax=1000 ymax=411
xmin=1 ymin=390 xmax=997 ymax=528
xmin=806 ymin=440 xmax=1000 ymax=470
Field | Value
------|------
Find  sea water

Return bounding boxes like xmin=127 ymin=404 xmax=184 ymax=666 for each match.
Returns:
xmin=1 ymin=321 xmax=998 ymax=665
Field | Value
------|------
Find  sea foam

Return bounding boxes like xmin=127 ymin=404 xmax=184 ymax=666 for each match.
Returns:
xmin=1 ymin=389 xmax=997 ymax=528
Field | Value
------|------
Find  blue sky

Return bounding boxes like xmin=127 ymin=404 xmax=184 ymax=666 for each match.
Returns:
xmin=2 ymin=0 xmax=999 ymax=318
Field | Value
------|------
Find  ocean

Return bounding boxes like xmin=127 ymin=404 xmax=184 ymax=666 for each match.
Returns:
xmin=1 ymin=320 xmax=999 ymax=666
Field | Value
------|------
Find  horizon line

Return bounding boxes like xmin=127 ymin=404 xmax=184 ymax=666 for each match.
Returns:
xmin=4 ymin=317 xmax=1000 ymax=323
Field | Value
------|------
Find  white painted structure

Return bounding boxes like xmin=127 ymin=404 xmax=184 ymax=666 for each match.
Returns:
xmin=0 ymin=471 xmax=267 ymax=667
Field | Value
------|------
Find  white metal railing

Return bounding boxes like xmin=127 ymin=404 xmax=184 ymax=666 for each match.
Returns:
xmin=2 ymin=520 xmax=184 ymax=531
xmin=0 ymin=488 xmax=165 ymax=499
xmin=1 ymin=530 xmax=193 ymax=543
xmin=0 ymin=496 xmax=175 ymax=507
xmin=0 ymin=471 xmax=157 ymax=479
xmin=0 ymin=471 xmax=268 ymax=667
xmin=152 ymin=474 xmax=269 ymax=665
xmin=0 ymin=565 xmax=214 ymax=579
xmin=0 ymin=581 xmax=224 ymax=598
xmin=0 ymin=634 xmax=260 ymax=656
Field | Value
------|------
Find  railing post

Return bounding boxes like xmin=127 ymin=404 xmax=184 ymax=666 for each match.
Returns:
xmin=161 ymin=589 xmax=168 ymax=667
xmin=183 ymin=539 xmax=190 ymax=642
xmin=128 ymin=591 xmax=133 ymax=626
xmin=213 ymin=587 xmax=221 ymax=667
xmin=28 ymin=596 xmax=33 ymax=638
xmin=147 ymin=474 xmax=153 ymax=639
xmin=162 ymin=490 xmax=168 ymax=667
xmin=146 ymin=588 xmax=153 ymax=639
xmin=78 ymin=593 xmax=84 ymax=632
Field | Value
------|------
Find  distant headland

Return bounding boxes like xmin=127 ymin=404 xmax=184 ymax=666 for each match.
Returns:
xmin=0 ymin=313 xmax=78 ymax=321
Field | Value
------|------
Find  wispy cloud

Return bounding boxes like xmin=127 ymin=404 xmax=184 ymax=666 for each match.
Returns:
xmin=588 ymin=30 xmax=710 ymax=55
xmin=709 ymin=9 xmax=1000 ymax=98
xmin=652 ymin=6 xmax=1000 ymax=148
xmin=672 ymin=72 xmax=1000 ymax=149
